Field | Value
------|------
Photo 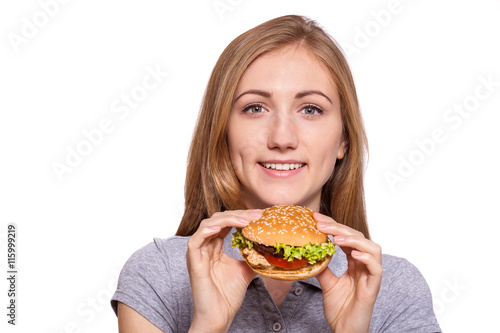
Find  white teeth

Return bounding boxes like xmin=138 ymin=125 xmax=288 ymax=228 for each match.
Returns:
xmin=262 ymin=163 xmax=304 ymax=170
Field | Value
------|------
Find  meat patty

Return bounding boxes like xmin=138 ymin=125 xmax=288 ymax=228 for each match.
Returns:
xmin=242 ymin=247 xmax=272 ymax=269
xmin=253 ymin=243 xmax=284 ymax=257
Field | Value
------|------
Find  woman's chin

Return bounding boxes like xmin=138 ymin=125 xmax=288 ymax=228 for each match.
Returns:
xmin=244 ymin=193 xmax=320 ymax=211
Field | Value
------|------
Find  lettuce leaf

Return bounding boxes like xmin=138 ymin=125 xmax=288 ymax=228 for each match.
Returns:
xmin=232 ymin=229 xmax=335 ymax=264
xmin=232 ymin=228 xmax=254 ymax=250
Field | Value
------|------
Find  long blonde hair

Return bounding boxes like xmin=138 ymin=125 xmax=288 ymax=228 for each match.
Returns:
xmin=176 ymin=15 xmax=370 ymax=239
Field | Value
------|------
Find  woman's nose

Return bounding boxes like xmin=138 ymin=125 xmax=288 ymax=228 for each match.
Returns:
xmin=266 ymin=114 xmax=298 ymax=151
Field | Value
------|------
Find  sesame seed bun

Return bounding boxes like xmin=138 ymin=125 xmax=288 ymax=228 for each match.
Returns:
xmin=242 ymin=205 xmax=327 ymax=247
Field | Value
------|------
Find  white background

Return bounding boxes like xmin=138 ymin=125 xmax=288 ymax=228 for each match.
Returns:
xmin=1 ymin=0 xmax=499 ymax=332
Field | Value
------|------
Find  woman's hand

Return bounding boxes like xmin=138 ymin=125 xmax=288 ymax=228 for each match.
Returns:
xmin=314 ymin=212 xmax=383 ymax=333
xmin=187 ymin=209 xmax=263 ymax=333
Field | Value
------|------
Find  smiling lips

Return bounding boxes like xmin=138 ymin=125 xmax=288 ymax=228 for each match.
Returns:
xmin=258 ymin=161 xmax=306 ymax=177
xmin=260 ymin=162 xmax=305 ymax=170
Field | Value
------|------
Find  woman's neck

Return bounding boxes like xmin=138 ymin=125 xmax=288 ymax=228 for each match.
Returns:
xmin=262 ymin=277 xmax=294 ymax=308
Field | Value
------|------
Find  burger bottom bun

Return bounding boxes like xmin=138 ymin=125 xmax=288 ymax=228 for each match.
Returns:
xmin=239 ymin=247 xmax=332 ymax=281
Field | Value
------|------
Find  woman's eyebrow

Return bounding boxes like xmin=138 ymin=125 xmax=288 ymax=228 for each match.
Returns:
xmin=233 ymin=90 xmax=271 ymax=103
xmin=295 ymin=90 xmax=333 ymax=104
xmin=233 ymin=89 xmax=333 ymax=104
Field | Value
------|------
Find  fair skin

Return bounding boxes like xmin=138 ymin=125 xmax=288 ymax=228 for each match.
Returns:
xmin=117 ymin=45 xmax=382 ymax=332
xmin=227 ymin=45 xmax=346 ymax=211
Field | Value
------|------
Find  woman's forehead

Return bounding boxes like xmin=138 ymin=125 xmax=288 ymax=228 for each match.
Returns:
xmin=234 ymin=45 xmax=338 ymax=100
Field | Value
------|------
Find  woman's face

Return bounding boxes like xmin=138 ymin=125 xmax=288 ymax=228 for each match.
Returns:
xmin=227 ymin=45 xmax=346 ymax=211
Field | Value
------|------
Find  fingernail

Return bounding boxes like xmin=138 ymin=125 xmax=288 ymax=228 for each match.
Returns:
xmin=237 ymin=217 xmax=250 ymax=225
xmin=334 ymin=236 xmax=345 ymax=243
xmin=314 ymin=212 xmax=327 ymax=221
xmin=352 ymin=250 xmax=362 ymax=257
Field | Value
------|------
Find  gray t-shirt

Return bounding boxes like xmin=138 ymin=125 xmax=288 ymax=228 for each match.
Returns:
xmin=111 ymin=230 xmax=441 ymax=332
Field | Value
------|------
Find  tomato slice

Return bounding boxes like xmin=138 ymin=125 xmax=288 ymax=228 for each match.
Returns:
xmin=264 ymin=253 xmax=309 ymax=269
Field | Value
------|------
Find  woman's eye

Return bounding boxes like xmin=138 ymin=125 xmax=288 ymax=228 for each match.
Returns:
xmin=301 ymin=105 xmax=323 ymax=116
xmin=243 ymin=104 xmax=267 ymax=114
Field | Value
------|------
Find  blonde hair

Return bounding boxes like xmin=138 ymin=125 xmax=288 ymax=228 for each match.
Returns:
xmin=176 ymin=15 xmax=370 ymax=239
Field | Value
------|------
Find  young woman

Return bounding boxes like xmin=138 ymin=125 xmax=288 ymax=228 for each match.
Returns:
xmin=111 ymin=15 xmax=441 ymax=332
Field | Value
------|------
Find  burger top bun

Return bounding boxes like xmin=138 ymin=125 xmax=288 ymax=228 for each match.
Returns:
xmin=242 ymin=205 xmax=326 ymax=247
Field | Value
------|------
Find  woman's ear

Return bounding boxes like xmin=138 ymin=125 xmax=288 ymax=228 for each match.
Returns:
xmin=336 ymin=139 xmax=348 ymax=160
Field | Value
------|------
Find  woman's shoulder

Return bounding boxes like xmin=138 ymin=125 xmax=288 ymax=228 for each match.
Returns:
xmin=380 ymin=254 xmax=429 ymax=286
xmin=111 ymin=236 xmax=194 ymax=329
xmin=380 ymin=253 xmax=418 ymax=271
xmin=371 ymin=254 xmax=441 ymax=332
xmin=122 ymin=236 xmax=191 ymax=273
xmin=114 ymin=235 xmax=193 ymax=298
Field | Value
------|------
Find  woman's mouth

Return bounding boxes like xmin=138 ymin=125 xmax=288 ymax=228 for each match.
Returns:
xmin=257 ymin=161 xmax=307 ymax=178
xmin=259 ymin=162 xmax=305 ymax=171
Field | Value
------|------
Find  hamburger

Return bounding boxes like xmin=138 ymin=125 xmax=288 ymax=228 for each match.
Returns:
xmin=232 ymin=205 xmax=336 ymax=281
